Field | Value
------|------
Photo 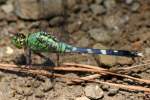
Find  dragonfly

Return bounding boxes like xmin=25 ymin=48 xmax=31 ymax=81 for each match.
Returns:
xmin=12 ymin=32 xmax=143 ymax=66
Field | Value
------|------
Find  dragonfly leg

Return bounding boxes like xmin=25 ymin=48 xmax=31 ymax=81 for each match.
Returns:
xmin=25 ymin=48 xmax=32 ymax=68
xmin=34 ymin=52 xmax=55 ymax=66
xmin=56 ymin=53 xmax=60 ymax=66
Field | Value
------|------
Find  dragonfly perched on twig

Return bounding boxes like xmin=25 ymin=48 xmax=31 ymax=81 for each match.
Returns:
xmin=11 ymin=32 xmax=143 ymax=67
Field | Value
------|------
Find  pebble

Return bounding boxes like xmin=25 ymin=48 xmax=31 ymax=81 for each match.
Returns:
xmin=104 ymin=0 xmax=116 ymax=10
xmin=88 ymin=28 xmax=112 ymax=43
xmin=101 ymin=84 xmax=110 ymax=91
xmin=104 ymin=14 xmax=129 ymax=31
xmin=49 ymin=16 xmax=64 ymax=26
xmin=77 ymin=35 xmax=91 ymax=47
xmin=145 ymin=48 xmax=150 ymax=56
xmin=75 ymin=96 xmax=90 ymax=100
xmin=67 ymin=0 xmax=76 ymax=10
xmin=146 ymin=69 xmax=150 ymax=73
xmin=116 ymin=56 xmax=134 ymax=65
xmin=14 ymin=0 xmax=63 ymax=19
xmin=125 ymin=0 xmax=134 ymax=4
xmin=67 ymin=21 xmax=82 ymax=33
xmin=6 ymin=46 xmax=13 ymax=55
xmin=41 ymin=79 xmax=53 ymax=92
xmin=93 ymin=43 xmax=117 ymax=66
xmin=35 ymin=89 xmax=45 ymax=98
xmin=108 ymin=88 xmax=119 ymax=96
xmin=23 ymin=88 xmax=33 ymax=96
xmin=130 ymin=2 xmax=140 ymax=12
xmin=1 ymin=3 xmax=14 ymax=14
xmin=80 ymin=4 xmax=89 ymax=12
xmin=90 ymin=4 xmax=106 ymax=15
xmin=84 ymin=84 xmax=104 ymax=99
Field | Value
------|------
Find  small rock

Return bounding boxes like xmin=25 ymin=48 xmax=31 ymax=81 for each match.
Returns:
xmin=6 ymin=46 xmax=13 ymax=55
xmin=88 ymin=28 xmax=112 ymax=43
xmin=16 ymin=87 xmax=24 ymax=95
xmin=41 ymin=79 xmax=53 ymax=92
xmin=101 ymin=84 xmax=110 ymax=91
xmin=67 ymin=0 xmax=76 ymax=9
xmin=99 ymin=55 xmax=117 ymax=66
xmin=145 ymin=48 xmax=150 ymax=56
xmin=35 ymin=89 xmax=45 ymax=98
xmin=95 ymin=0 xmax=103 ymax=4
xmin=23 ymin=88 xmax=33 ymax=96
xmin=90 ymin=4 xmax=106 ymax=15
xmin=77 ymin=35 xmax=91 ymax=47
xmin=75 ymin=96 xmax=90 ymax=100
xmin=14 ymin=0 xmax=63 ymax=19
xmin=80 ymin=4 xmax=89 ymax=12
xmin=1 ymin=3 xmax=14 ymax=14
xmin=104 ymin=0 xmax=116 ymax=10
xmin=130 ymin=2 xmax=140 ymax=12
xmin=116 ymin=56 xmax=134 ymax=65
xmin=104 ymin=14 xmax=129 ymax=31
xmin=84 ymin=84 xmax=104 ymax=99
xmin=49 ymin=16 xmax=64 ymax=26
xmin=125 ymin=0 xmax=134 ymax=4
xmin=108 ymin=88 xmax=119 ymax=96
xmin=93 ymin=43 xmax=117 ymax=66
xmin=146 ymin=69 xmax=150 ymax=73
xmin=67 ymin=21 xmax=82 ymax=33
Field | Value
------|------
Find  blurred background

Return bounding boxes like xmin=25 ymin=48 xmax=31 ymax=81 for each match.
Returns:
xmin=0 ymin=0 xmax=149 ymax=99
xmin=0 ymin=0 xmax=149 ymax=66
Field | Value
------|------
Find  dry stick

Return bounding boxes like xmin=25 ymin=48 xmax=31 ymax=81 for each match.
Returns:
xmin=68 ymin=74 xmax=101 ymax=84
xmin=18 ymin=70 xmax=150 ymax=92
xmin=59 ymin=67 xmax=150 ymax=84
xmin=75 ymin=78 xmax=150 ymax=92
xmin=117 ymin=62 xmax=150 ymax=70
xmin=1 ymin=63 xmax=150 ymax=84
xmin=63 ymin=63 xmax=107 ymax=71
xmin=0 ymin=64 xmax=150 ymax=92
xmin=63 ymin=63 xmax=150 ymax=84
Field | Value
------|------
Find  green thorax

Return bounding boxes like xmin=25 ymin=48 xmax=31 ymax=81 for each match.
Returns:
xmin=26 ymin=32 xmax=72 ymax=53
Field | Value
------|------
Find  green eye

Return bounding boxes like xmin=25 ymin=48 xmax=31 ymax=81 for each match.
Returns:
xmin=11 ymin=33 xmax=26 ymax=49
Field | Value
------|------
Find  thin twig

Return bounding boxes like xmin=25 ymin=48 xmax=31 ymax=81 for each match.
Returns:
xmin=0 ymin=63 xmax=150 ymax=84
xmin=0 ymin=63 xmax=149 ymax=92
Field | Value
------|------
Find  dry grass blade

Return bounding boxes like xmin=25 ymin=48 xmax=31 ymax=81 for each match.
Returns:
xmin=63 ymin=63 xmax=107 ymax=71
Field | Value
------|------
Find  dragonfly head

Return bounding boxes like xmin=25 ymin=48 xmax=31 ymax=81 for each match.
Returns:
xmin=12 ymin=33 xmax=26 ymax=49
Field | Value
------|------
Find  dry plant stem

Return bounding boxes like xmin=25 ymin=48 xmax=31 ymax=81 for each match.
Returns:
xmin=68 ymin=74 xmax=101 ymax=84
xmin=63 ymin=63 xmax=150 ymax=84
xmin=0 ymin=64 xmax=150 ymax=92
xmin=63 ymin=63 xmax=107 ymax=71
xmin=118 ymin=62 xmax=150 ymax=70
xmin=0 ymin=63 xmax=150 ymax=84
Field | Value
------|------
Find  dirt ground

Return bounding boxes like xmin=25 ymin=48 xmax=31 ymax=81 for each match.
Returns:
xmin=0 ymin=0 xmax=150 ymax=100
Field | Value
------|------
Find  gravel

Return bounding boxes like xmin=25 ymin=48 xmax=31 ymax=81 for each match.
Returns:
xmin=84 ymin=84 xmax=104 ymax=99
xmin=108 ymin=88 xmax=119 ymax=96
xmin=88 ymin=28 xmax=112 ymax=43
xmin=90 ymin=4 xmax=106 ymax=15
